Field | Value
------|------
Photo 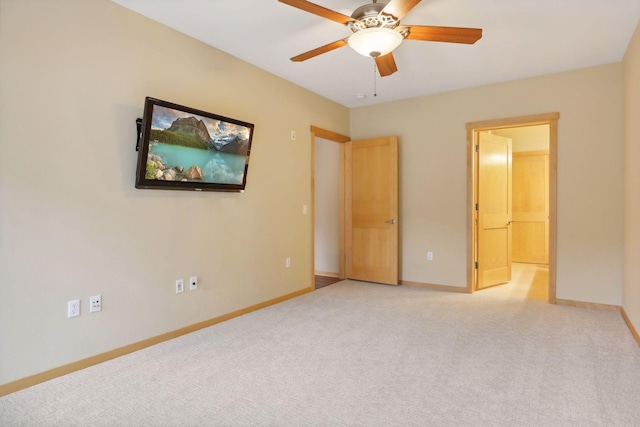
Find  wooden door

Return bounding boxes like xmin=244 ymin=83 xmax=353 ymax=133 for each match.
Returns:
xmin=345 ymin=136 xmax=398 ymax=285
xmin=477 ymin=133 xmax=512 ymax=289
xmin=512 ymin=151 xmax=549 ymax=264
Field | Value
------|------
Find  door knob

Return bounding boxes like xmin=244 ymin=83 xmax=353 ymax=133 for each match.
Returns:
xmin=385 ymin=219 xmax=397 ymax=225
xmin=507 ymin=218 xmax=513 ymax=224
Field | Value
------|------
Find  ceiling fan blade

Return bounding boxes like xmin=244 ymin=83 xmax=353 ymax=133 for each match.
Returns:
xmin=278 ymin=0 xmax=353 ymax=25
xmin=375 ymin=53 xmax=398 ymax=77
xmin=404 ymin=25 xmax=482 ymax=44
xmin=291 ymin=39 xmax=348 ymax=62
xmin=380 ymin=0 xmax=422 ymax=20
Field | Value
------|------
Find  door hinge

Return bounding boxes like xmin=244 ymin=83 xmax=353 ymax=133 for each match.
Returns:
xmin=475 ymin=203 xmax=479 ymax=211
xmin=475 ymin=144 xmax=479 ymax=152
xmin=475 ymin=261 xmax=478 ymax=269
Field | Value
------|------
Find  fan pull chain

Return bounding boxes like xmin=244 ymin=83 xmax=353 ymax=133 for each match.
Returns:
xmin=373 ymin=60 xmax=377 ymax=97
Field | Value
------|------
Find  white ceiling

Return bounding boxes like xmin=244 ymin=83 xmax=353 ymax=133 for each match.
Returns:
xmin=111 ymin=0 xmax=640 ymax=108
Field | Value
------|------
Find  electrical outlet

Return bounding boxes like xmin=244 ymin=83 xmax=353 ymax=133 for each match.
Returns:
xmin=67 ymin=299 xmax=80 ymax=318
xmin=89 ymin=295 xmax=102 ymax=313
xmin=189 ymin=276 xmax=198 ymax=291
xmin=176 ymin=279 xmax=184 ymax=293
xmin=427 ymin=252 xmax=433 ymax=261
xmin=291 ymin=130 xmax=296 ymax=140
xmin=286 ymin=258 xmax=291 ymax=268
xmin=302 ymin=204 xmax=308 ymax=215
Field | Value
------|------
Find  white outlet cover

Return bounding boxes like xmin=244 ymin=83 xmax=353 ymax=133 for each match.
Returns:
xmin=68 ymin=299 xmax=80 ymax=318
xmin=176 ymin=279 xmax=184 ymax=293
xmin=189 ymin=276 xmax=198 ymax=291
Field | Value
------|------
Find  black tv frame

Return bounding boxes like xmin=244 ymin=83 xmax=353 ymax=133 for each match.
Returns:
xmin=135 ymin=97 xmax=254 ymax=192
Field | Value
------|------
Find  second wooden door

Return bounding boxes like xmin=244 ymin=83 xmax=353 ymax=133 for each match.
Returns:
xmin=346 ymin=136 xmax=398 ymax=285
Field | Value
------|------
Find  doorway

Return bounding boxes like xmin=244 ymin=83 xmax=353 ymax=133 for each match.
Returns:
xmin=466 ymin=113 xmax=559 ymax=303
xmin=314 ymin=136 xmax=341 ymax=282
xmin=310 ymin=127 xmax=399 ymax=288
xmin=311 ymin=127 xmax=350 ymax=288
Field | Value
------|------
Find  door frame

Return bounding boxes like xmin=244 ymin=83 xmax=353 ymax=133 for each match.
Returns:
xmin=466 ymin=113 xmax=559 ymax=303
xmin=310 ymin=126 xmax=350 ymax=287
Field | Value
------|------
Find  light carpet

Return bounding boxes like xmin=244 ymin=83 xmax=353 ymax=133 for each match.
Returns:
xmin=1 ymin=280 xmax=640 ymax=426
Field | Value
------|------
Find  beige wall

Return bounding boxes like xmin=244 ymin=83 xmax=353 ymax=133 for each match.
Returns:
xmin=623 ymin=20 xmax=640 ymax=334
xmin=494 ymin=125 xmax=549 ymax=152
xmin=350 ymin=63 xmax=624 ymax=304
xmin=0 ymin=0 xmax=349 ymax=385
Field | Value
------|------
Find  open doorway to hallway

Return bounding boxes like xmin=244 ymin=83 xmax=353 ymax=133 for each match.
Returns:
xmin=466 ymin=112 xmax=559 ymax=303
xmin=485 ymin=125 xmax=550 ymax=301
xmin=314 ymin=136 xmax=341 ymax=286
xmin=474 ymin=125 xmax=550 ymax=300
xmin=310 ymin=126 xmax=350 ymax=291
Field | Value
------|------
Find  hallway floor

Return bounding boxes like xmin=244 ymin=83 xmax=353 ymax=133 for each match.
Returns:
xmin=481 ymin=262 xmax=549 ymax=300
xmin=315 ymin=275 xmax=342 ymax=290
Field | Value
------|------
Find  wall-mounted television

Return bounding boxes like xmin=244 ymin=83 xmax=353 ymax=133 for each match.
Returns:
xmin=135 ymin=97 xmax=254 ymax=192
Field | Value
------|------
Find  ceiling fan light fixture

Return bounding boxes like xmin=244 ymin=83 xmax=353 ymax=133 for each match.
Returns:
xmin=347 ymin=27 xmax=403 ymax=58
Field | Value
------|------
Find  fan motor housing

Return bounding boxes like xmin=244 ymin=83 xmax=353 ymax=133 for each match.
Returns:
xmin=348 ymin=2 xmax=400 ymax=32
xmin=350 ymin=2 xmax=386 ymax=20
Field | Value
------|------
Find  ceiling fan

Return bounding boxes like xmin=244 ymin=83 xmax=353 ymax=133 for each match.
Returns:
xmin=279 ymin=0 xmax=482 ymax=77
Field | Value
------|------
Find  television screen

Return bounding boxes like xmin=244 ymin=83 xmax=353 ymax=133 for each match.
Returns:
xmin=135 ymin=97 xmax=254 ymax=192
